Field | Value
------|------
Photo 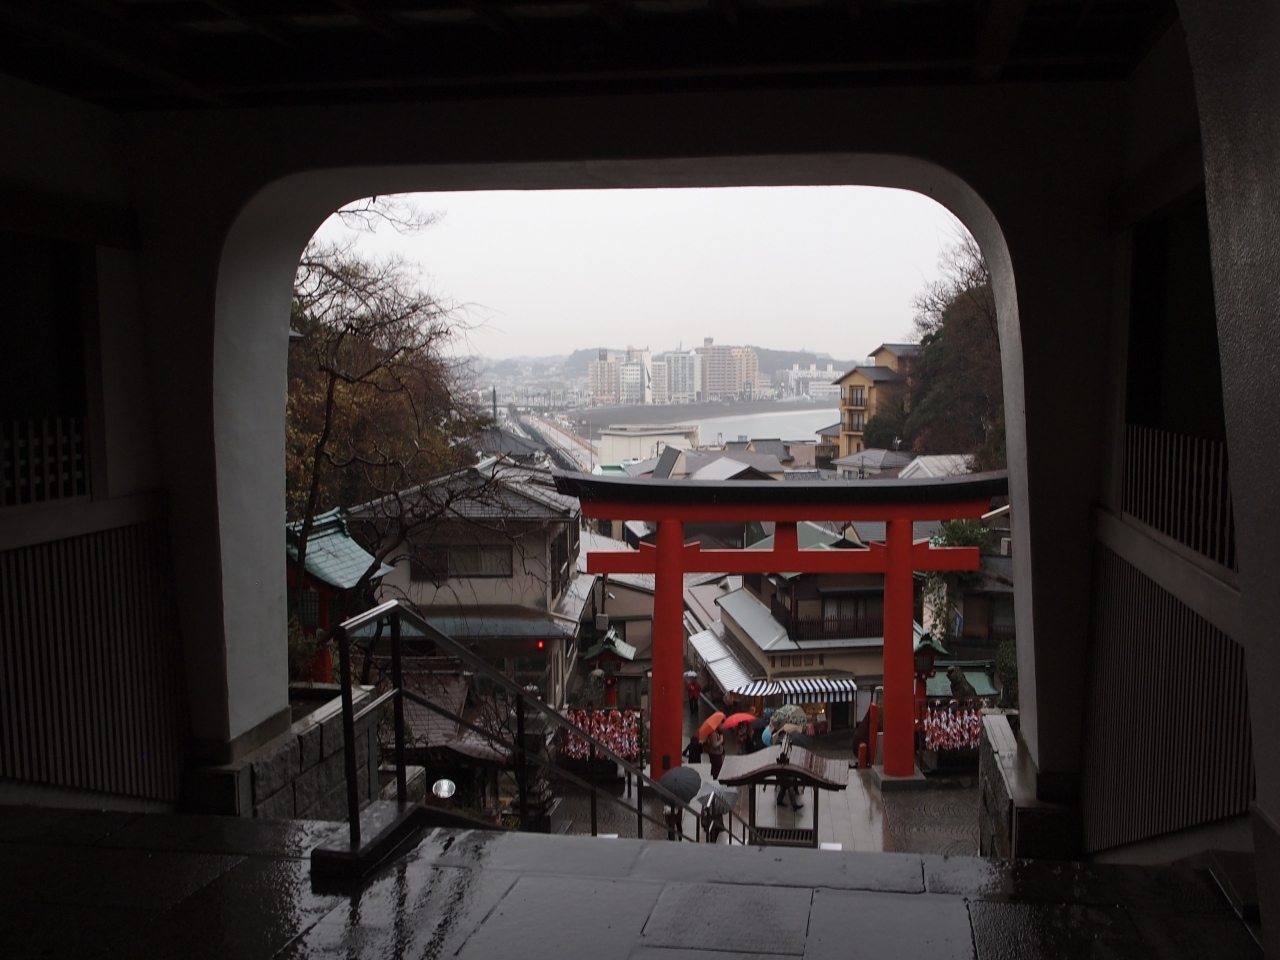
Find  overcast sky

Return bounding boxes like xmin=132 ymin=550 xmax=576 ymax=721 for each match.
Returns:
xmin=311 ymin=186 xmax=968 ymax=361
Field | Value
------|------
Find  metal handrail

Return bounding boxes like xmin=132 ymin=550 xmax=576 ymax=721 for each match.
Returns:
xmin=332 ymin=599 xmax=757 ymax=847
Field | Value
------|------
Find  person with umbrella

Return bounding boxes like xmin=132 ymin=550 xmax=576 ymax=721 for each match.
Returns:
xmin=699 ymin=712 xmax=726 ymax=779
xmin=695 ymin=781 xmax=739 ymax=843
xmin=720 ymin=712 xmax=757 ymax=756
xmin=658 ymin=766 xmax=702 ymax=840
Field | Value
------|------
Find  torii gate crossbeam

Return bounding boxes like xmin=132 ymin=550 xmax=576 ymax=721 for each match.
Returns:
xmin=553 ymin=472 xmax=1009 ymax=781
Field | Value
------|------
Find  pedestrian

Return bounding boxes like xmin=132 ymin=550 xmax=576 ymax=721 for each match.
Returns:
xmin=775 ymin=781 xmax=803 ymax=810
xmin=705 ymin=728 xmax=725 ymax=779
xmin=685 ymin=676 xmax=702 ymax=716
xmin=682 ymin=733 xmax=703 ymax=764
xmin=737 ymin=726 xmax=755 ymax=755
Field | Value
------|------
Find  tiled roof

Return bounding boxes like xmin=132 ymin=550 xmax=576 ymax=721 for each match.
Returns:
xmin=419 ymin=606 xmax=580 ymax=639
xmin=748 ymin=439 xmax=792 ymax=462
xmin=351 ymin=461 xmax=579 ymax=525
xmin=684 ymin=451 xmax=785 ymax=475
xmin=816 ymin=422 xmax=842 ymax=437
xmin=877 ymin=342 xmax=923 ymax=357
xmin=717 ymin=587 xmax=795 ymax=651
xmin=286 ymin=507 xmax=393 ymax=590
xmin=831 ymin=448 xmax=915 ymax=470
xmin=652 ymin=446 xmax=681 ymax=479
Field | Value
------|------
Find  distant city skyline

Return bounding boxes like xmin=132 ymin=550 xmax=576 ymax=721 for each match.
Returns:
xmin=311 ymin=186 xmax=970 ymax=361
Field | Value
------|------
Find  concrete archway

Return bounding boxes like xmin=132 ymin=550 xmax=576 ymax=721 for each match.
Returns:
xmin=211 ymin=155 xmax=1037 ymax=762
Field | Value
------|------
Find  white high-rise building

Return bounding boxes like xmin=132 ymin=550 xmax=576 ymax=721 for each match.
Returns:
xmin=655 ymin=349 xmax=701 ymax=403
xmin=650 ymin=358 xmax=669 ymax=405
xmin=618 ymin=346 xmax=652 ymax=404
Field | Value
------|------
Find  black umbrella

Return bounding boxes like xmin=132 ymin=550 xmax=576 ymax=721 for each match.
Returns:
xmin=658 ymin=765 xmax=702 ymax=805
xmin=751 ymin=716 xmax=770 ymax=731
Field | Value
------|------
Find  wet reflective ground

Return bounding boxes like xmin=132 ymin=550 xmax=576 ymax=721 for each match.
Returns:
xmin=0 ymin=803 xmax=1261 ymax=959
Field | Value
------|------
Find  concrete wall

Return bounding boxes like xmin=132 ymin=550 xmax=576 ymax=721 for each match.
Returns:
xmin=1177 ymin=1 xmax=1280 ymax=951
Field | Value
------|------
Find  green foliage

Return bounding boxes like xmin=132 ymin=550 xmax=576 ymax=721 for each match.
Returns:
xmin=923 ymin=520 xmax=995 ymax=643
xmin=904 ymin=235 xmax=1006 ymax=470
xmin=996 ymin=637 xmax=1019 ymax=709
xmin=863 ymin=409 xmax=909 ymax=451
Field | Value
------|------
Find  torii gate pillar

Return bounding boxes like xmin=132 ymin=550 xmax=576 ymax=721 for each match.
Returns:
xmin=882 ymin=517 xmax=916 ymax=777
xmin=651 ymin=518 xmax=685 ymax=774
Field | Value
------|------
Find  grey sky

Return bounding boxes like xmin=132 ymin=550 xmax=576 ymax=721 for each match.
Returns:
xmin=312 ymin=186 xmax=967 ymax=361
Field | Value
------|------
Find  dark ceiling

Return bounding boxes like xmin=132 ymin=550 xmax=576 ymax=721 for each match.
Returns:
xmin=0 ymin=0 xmax=1177 ymax=110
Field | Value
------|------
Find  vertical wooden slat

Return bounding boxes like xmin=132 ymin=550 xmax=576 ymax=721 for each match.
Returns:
xmin=1081 ymin=545 xmax=1253 ymax=853
xmin=0 ymin=519 xmax=186 ymax=802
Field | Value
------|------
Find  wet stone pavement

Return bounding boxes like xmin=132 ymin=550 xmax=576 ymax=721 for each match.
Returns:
xmin=0 ymin=803 xmax=1263 ymax=959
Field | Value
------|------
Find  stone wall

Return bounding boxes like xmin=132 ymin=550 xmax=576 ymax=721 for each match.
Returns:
xmin=185 ymin=685 xmax=381 ymax=819
xmin=979 ymin=711 xmax=1082 ymax=859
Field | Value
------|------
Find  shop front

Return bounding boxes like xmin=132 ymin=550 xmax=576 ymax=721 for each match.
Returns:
xmin=732 ymin=677 xmax=858 ymax=735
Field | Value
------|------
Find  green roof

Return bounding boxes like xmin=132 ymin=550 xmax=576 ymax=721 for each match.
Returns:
xmin=582 ymin=628 xmax=638 ymax=662
xmin=287 ymin=508 xmax=392 ymax=590
xmin=925 ymin=666 xmax=998 ymax=699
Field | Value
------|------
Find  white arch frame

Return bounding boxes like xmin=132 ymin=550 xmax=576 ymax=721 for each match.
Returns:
xmin=213 ymin=155 xmax=1036 ymax=754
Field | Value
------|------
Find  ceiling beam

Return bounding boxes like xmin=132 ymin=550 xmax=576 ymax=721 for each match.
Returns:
xmin=0 ymin=2 xmax=224 ymax=106
xmin=201 ymin=0 xmax=296 ymax=48
xmin=973 ymin=0 xmax=1030 ymax=80
xmin=462 ymin=0 xmax=512 ymax=36
xmin=327 ymin=0 xmax=405 ymax=42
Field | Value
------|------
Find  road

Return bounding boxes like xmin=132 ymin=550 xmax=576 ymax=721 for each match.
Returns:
xmin=522 ymin=415 xmax=598 ymax=472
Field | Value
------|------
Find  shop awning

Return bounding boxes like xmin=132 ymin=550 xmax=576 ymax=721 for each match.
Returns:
xmin=733 ymin=680 xmax=781 ymax=698
xmin=731 ymin=677 xmax=859 ymax=703
xmin=779 ymin=677 xmax=858 ymax=704
xmin=689 ymin=625 xmax=758 ymax=695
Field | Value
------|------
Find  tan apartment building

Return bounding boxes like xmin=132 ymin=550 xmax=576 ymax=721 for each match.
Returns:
xmin=696 ymin=338 xmax=760 ymax=400
xmin=832 ymin=343 xmax=921 ymax=457
xmin=587 ymin=350 xmax=620 ymax=404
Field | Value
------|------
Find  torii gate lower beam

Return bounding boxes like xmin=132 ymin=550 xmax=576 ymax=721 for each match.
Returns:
xmin=553 ymin=471 xmax=1009 ymax=780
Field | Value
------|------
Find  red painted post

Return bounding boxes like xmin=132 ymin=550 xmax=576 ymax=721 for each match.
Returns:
xmin=651 ymin=518 xmax=685 ymax=776
xmin=882 ymin=516 xmax=916 ymax=777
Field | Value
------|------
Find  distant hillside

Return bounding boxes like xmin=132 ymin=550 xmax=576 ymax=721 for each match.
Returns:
xmin=563 ymin=347 xmax=623 ymax=376
xmin=751 ymin=347 xmax=860 ymax=378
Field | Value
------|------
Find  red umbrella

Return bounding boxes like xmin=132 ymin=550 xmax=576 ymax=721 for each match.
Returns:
xmin=698 ymin=712 xmax=726 ymax=741
xmin=720 ymin=712 xmax=758 ymax=730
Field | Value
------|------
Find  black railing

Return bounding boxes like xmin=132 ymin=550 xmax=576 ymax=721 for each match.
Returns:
xmin=2 ymin=417 xmax=87 ymax=508
xmin=332 ymin=600 xmax=758 ymax=848
xmin=1123 ymin=424 xmax=1236 ymax=570
xmin=770 ymin=595 xmax=882 ymax=640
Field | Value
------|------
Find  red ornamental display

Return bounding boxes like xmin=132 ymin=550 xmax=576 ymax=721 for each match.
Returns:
xmin=562 ymin=709 xmax=642 ymax=762
xmin=922 ymin=701 xmax=990 ymax=752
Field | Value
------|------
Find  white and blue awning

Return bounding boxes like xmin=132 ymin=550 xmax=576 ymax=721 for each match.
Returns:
xmin=732 ymin=677 xmax=859 ymax=703
xmin=733 ymin=680 xmax=781 ymax=698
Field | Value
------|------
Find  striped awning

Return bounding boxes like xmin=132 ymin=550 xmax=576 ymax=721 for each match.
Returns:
xmin=732 ymin=677 xmax=859 ymax=703
xmin=733 ymin=680 xmax=781 ymax=698
xmin=779 ymin=677 xmax=858 ymax=704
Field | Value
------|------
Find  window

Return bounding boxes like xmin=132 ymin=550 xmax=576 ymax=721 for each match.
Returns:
xmin=298 ymin=589 xmax=320 ymax=629
xmin=770 ymin=657 xmax=776 ymax=668
xmin=818 ymin=654 xmax=825 ymax=666
xmin=410 ymin=544 xmax=513 ymax=580
xmin=848 ymin=386 xmax=865 ymax=406
xmin=780 ymin=655 xmax=790 ymax=667
xmin=804 ymin=654 xmax=814 ymax=666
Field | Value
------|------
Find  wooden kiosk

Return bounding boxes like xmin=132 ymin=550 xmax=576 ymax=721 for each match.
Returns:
xmin=717 ymin=736 xmax=848 ymax=848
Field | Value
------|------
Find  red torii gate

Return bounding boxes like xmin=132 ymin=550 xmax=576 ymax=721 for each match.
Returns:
xmin=554 ymin=471 xmax=1009 ymax=781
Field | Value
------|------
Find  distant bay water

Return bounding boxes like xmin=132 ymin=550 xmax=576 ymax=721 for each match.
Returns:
xmin=571 ymin=399 xmax=840 ymax=446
